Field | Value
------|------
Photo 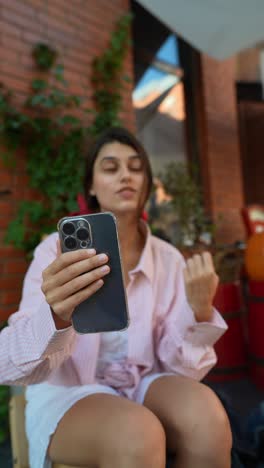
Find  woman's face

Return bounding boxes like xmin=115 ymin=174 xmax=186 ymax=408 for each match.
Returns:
xmin=90 ymin=141 xmax=147 ymax=215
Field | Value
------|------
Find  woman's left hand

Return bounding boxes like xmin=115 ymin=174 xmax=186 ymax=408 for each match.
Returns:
xmin=183 ymin=251 xmax=219 ymax=322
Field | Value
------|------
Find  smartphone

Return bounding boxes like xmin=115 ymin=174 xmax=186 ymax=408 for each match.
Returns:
xmin=57 ymin=212 xmax=129 ymax=334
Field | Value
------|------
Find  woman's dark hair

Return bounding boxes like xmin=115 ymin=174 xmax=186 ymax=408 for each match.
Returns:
xmin=84 ymin=126 xmax=153 ymax=211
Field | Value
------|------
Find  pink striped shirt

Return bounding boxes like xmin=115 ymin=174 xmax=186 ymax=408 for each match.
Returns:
xmin=0 ymin=228 xmax=227 ymax=390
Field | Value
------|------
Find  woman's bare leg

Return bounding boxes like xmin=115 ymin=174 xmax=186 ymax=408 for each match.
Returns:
xmin=143 ymin=375 xmax=232 ymax=468
xmin=48 ymin=393 xmax=166 ymax=468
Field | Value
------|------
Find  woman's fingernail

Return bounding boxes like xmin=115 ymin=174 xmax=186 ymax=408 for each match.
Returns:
xmin=87 ymin=249 xmax=96 ymax=255
xmin=98 ymin=253 xmax=108 ymax=262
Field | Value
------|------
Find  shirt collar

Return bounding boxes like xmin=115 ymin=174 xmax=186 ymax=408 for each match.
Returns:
xmin=129 ymin=221 xmax=154 ymax=283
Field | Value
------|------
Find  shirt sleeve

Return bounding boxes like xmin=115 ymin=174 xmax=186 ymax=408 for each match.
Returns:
xmin=0 ymin=234 xmax=76 ymax=386
xmin=156 ymin=255 xmax=228 ymax=381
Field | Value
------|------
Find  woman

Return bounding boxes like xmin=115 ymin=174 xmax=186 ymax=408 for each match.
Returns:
xmin=0 ymin=127 xmax=231 ymax=468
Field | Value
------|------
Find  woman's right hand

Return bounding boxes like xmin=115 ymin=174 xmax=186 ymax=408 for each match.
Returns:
xmin=41 ymin=244 xmax=110 ymax=328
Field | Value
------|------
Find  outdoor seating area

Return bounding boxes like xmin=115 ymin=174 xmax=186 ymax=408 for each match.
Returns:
xmin=1 ymin=1 xmax=264 ymax=467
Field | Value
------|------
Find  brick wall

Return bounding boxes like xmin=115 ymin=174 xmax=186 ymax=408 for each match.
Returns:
xmin=0 ymin=0 xmax=135 ymax=321
xmin=197 ymin=55 xmax=246 ymax=243
xmin=239 ymin=100 xmax=264 ymax=204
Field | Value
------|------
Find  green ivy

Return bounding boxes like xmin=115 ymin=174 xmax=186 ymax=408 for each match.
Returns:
xmin=0 ymin=13 xmax=132 ymax=253
xmin=0 ymin=72 xmax=88 ymax=252
xmin=90 ymin=13 xmax=132 ymax=135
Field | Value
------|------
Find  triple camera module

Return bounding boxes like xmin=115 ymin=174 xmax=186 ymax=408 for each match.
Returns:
xmin=61 ymin=218 xmax=92 ymax=250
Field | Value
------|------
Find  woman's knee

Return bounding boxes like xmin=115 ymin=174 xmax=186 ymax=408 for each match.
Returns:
xmin=178 ymin=384 xmax=232 ymax=456
xmin=197 ymin=386 xmax=232 ymax=446
xmin=105 ymin=405 xmax=166 ymax=467
xmin=49 ymin=394 xmax=166 ymax=468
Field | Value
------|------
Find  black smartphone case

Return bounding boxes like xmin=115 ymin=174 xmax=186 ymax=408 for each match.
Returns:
xmin=57 ymin=212 xmax=129 ymax=334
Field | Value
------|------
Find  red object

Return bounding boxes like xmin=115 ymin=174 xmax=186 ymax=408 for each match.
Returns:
xmin=241 ymin=205 xmax=264 ymax=236
xmin=141 ymin=210 xmax=148 ymax=221
xmin=247 ymin=280 xmax=264 ymax=389
xmin=206 ymin=282 xmax=248 ymax=382
xmin=69 ymin=193 xmax=93 ymax=216
xmin=245 ymin=232 xmax=264 ymax=281
xmin=77 ymin=193 xmax=91 ymax=214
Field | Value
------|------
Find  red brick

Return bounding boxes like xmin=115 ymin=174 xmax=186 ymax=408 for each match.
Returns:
xmin=1 ymin=61 xmax=37 ymax=82
xmin=1 ymin=7 xmax=43 ymax=33
xmin=0 ymin=201 xmax=14 ymax=216
xmin=69 ymin=6 xmax=112 ymax=28
xmin=0 ymin=47 xmax=19 ymax=66
xmin=0 ymin=245 xmax=24 ymax=257
xmin=37 ymin=11 xmax=77 ymax=35
xmin=64 ymin=49 xmax=91 ymax=67
xmin=22 ymin=29 xmax=47 ymax=45
xmin=4 ymin=260 xmax=29 ymax=275
xmin=24 ymin=0 xmax=44 ymax=7
xmin=1 ymin=74 xmax=31 ymax=94
xmin=67 ymin=16 xmax=106 ymax=39
xmin=14 ymin=173 xmax=29 ymax=186
xmin=1 ymin=290 xmax=22 ymax=305
xmin=0 ymin=20 xmax=21 ymax=39
xmin=45 ymin=28 xmax=81 ymax=48
xmin=11 ymin=92 xmax=28 ymax=108
xmin=2 ymin=0 xmax=37 ymax=19
xmin=0 ymin=216 xmax=11 ymax=229
xmin=19 ymin=54 xmax=35 ymax=69
xmin=12 ymin=187 xmax=26 ymax=201
xmin=46 ymin=3 xmax=67 ymax=23
xmin=1 ymin=276 xmax=23 ymax=290
xmin=0 ymin=171 xmax=13 ymax=191
xmin=24 ymin=187 xmax=42 ymax=200
xmin=1 ymin=34 xmax=30 ymax=54
xmin=63 ymin=57 xmax=89 ymax=76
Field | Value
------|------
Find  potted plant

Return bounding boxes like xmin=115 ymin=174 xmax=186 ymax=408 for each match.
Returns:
xmin=149 ymin=161 xmax=214 ymax=254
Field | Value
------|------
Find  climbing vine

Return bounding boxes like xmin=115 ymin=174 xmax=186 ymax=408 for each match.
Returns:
xmin=0 ymin=13 xmax=132 ymax=253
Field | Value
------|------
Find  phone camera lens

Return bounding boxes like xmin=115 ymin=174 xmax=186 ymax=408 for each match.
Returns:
xmin=76 ymin=228 xmax=89 ymax=241
xmin=62 ymin=222 xmax=75 ymax=236
xmin=64 ymin=236 xmax=77 ymax=249
xmin=80 ymin=241 xmax=88 ymax=248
